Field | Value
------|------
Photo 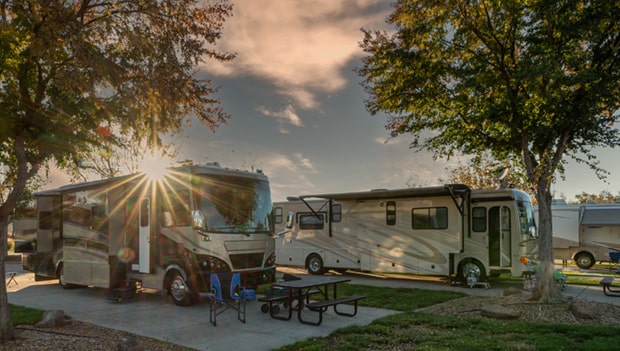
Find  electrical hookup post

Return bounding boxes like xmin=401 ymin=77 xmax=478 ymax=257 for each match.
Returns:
xmin=520 ymin=257 xmax=566 ymax=292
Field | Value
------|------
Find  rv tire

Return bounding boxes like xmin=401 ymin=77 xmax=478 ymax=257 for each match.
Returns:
xmin=458 ymin=259 xmax=486 ymax=282
xmin=168 ymin=270 xmax=193 ymax=306
xmin=574 ymin=252 xmax=595 ymax=270
xmin=307 ymin=254 xmax=325 ymax=275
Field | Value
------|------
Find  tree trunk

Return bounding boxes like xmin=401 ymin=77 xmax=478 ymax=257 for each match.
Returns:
xmin=529 ymin=187 xmax=564 ymax=303
xmin=0 ymin=217 xmax=16 ymax=342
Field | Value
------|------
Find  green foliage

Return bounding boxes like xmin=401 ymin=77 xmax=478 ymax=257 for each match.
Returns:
xmin=573 ymin=190 xmax=620 ymax=204
xmin=0 ymin=0 xmax=234 ymax=210
xmin=336 ymin=283 xmax=466 ymax=312
xmin=357 ymin=0 xmax=620 ymax=301
xmin=358 ymin=0 xmax=620 ymax=186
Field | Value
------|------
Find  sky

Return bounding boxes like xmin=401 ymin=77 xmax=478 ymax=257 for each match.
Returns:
xmin=47 ymin=0 xmax=619 ymax=202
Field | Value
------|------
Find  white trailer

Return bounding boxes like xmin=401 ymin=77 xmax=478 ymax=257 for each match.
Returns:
xmin=540 ymin=203 xmax=620 ymax=269
xmin=16 ymin=163 xmax=276 ymax=305
xmin=274 ymin=184 xmax=538 ymax=284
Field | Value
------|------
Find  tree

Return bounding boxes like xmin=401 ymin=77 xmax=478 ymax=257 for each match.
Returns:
xmin=0 ymin=0 xmax=234 ymax=342
xmin=358 ymin=0 xmax=620 ymax=302
xmin=573 ymin=190 xmax=620 ymax=204
xmin=440 ymin=152 xmax=532 ymax=195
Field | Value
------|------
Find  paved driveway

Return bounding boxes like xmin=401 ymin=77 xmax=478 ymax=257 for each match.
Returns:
xmin=6 ymin=263 xmax=395 ymax=351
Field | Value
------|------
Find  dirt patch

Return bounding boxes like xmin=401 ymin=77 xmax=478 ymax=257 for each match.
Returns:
xmin=417 ymin=290 xmax=620 ymax=325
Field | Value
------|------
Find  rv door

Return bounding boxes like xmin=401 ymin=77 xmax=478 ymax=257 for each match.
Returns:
xmin=488 ymin=206 xmax=512 ymax=268
xmin=138 ymin=198 xmax=151 ymax=273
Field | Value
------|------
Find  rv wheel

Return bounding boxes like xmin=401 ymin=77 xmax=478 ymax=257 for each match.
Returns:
xmin=574 ymin=253 xmax=595 ymax=270
xmin=307 ymin=254 xmax=325 ymax=275
xmin=458 ymin=259 xmax=486 ymax=283
xmin=168 ymin=270 xmax=193 ymax=306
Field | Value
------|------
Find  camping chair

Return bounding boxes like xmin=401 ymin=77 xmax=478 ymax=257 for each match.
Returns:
xmin=205 ymin=272 xmax=247 ymax=326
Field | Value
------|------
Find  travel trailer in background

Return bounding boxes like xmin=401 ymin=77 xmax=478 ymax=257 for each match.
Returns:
xmin=537 ymin=202 xmax=620 ymax=269
xmin=15 ymin=163 xmax=276 ymax=306
xmin=9 ymin=207 xmax=37 ymax=247
xmin=273 ymin=184 xmax=539 ymax=285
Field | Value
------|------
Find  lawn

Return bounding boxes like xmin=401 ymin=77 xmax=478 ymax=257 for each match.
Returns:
xmin=272 ymin=283 xmax=620 ymax=351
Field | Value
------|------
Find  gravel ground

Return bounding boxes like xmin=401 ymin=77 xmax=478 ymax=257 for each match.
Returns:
xmin=4 ymin=320 xmax=196 ymax=351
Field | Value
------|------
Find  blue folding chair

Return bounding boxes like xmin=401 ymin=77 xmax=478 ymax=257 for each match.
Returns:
xmin=203 ymin=272 xmax=246 ymax=326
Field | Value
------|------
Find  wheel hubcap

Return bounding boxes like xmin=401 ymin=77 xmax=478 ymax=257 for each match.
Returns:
xmin=171 ymin=276 xmax=186 ymax=301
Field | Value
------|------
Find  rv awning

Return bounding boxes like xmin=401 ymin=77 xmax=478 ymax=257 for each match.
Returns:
xmin=580 ymin=206 xmax=620 ymax=226
xmin=35 ymin=173 xmax=142 ymax=196
xmin=299 ymin=184 xmax=470 ymax=201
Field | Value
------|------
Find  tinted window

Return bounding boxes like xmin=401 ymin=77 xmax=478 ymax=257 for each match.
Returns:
xmin=412 ymin=207 xmax=448 ymax=229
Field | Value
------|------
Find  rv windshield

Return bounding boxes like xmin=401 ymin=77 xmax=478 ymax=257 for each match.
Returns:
xmin=193 ymin=174 xmax=273 ymax=234
xmin=517 ymin=199 xmax=537 ymax=238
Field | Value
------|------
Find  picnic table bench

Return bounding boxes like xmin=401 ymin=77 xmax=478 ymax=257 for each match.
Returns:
xmin=305 ymin=294 xmax=366 ymax=326
xmin=600 ymin=276 xmax=620 ymax=297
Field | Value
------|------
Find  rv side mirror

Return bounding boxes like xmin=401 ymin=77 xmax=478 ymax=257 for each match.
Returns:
xmin=285 ymin=211 xmax=294 ymax=229
xmin=162 ymin=211 xmax=174 ymax=227
xmin=192 ymin=210 xmax=206 ymax=230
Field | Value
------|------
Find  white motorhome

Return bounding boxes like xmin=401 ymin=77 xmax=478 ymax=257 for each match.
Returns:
xmin=16 ymin=163 xmax=276 ymax=306
xmin=538 ymin=202 xmax=620 ymax=269
xmin=274 ymin=184 xmax=538 ymax=284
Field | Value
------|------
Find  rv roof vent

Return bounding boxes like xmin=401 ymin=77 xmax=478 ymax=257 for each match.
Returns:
xmin=286 ymin=196 xmax=301 ymax=201
xmin=206 ymin=161 xmax=221 ymax=167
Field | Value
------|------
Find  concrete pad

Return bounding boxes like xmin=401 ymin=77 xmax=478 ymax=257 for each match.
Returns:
xmin=6 ymin=263 xmax=396 ymax=351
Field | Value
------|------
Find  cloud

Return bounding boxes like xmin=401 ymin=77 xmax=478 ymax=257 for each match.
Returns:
xmin=257 ymin=104 xmax=303 ymax=131
xmin=204 ymin=0 xmax=391 ymax=111
xmin=293 ymin=153 xmax=318 ymax=174
xmin=261 ymin=152 xmax=319 ymax=200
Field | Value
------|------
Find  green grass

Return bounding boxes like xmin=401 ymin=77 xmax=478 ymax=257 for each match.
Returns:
xmin=9 ymin=304 xmax=45 ymax=326
xmin=273 ymin=282 xmax=620 ymax=351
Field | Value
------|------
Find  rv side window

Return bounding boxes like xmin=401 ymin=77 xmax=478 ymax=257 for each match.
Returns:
xmin=472 ymin=207 xmax=487 ymax=232
xmin=412 ymin=207 xmax=448 ymax=230
xmin=299 ymin=213 xmax=324 ymax=230
xmin=39 ymin=211 xmax=53 ymax=230
xmin=140 ymin=199 xmax=149 ymax=227
xmin=274 ymin=207 xmax=283 ymax=224
xmin=386 ymin=201 xmax=396 ymax=225
xmin=331 ymin=204 xmax=342 ymax=222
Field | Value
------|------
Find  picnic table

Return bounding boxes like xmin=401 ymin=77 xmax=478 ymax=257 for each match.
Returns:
xmin=262 ymin=274 xmax=365 ymax=326
xmin=600 ymin=276 xmax=620 ymax=297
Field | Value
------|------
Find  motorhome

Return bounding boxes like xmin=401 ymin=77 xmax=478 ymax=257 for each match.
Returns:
xmin=16 ymin=163 xmax=276 ymax=306
xmin=273 ymin=184 xmax=538 ymax=285
xmin=537 ymin=202 xmax=620 ymax=269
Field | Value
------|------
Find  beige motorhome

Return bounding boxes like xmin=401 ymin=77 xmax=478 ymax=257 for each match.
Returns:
xmin=274 ymin=184 xmax=538 ymax=285
xmin=538 ymin=202 xmax=620 ymax=269
xmin=16 ymin=163 xmax=276 ymax=305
